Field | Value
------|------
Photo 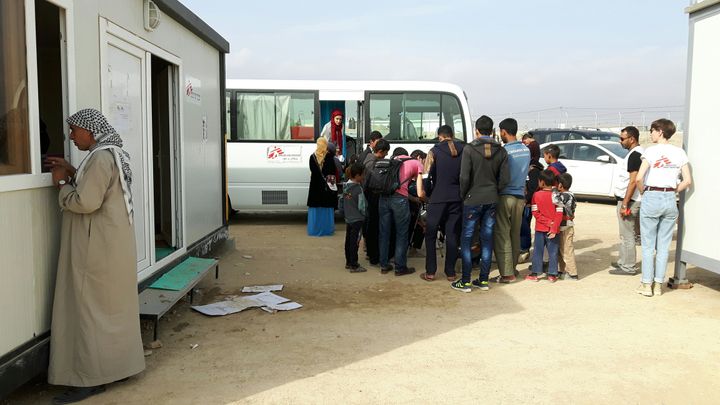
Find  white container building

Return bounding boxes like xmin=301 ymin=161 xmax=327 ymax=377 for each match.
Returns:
xmin=0 ymin=0 xmax=229 ymax=395
xmin=671 ymin=0 xmax=720 ymax=285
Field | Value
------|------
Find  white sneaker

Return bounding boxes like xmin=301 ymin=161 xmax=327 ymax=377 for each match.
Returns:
xmin=636 ymin=283 xmax=653 ymax=297
xmin=517 ymin=250 xmax=530 ymax=264
xmin=653 ymin=282 xmax=663 ymax=296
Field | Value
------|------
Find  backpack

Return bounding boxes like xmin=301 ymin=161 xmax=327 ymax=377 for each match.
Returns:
xmin=338 ymin=182 xmax=367 ymax=219
xmin=366 ymin=157 xmax=413 ymax=196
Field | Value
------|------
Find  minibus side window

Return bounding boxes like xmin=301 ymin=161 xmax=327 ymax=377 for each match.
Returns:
xmin=234 ymin=91 xmax=315 ymax=141
xmin=441 ymin=94 xmax=465 ymax=140
xmin=368 ymin=92 xmax=464 ymax=143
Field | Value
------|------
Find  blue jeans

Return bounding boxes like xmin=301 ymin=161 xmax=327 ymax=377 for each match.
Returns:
xmin=639 ymin=191 xmax=678 ymax=284
xmin=461 ymin=204 xmax=496 ymax=283
xmin=531 ymin=231 xmax=559 ymax=276
xmin=379 ymin=195 xmax=410 ymax=270
xmin=520 ymin=206 xmax=532 ymax=251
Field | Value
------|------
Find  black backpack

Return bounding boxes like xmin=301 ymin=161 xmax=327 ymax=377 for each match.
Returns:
xmin=366 ymin=157 xmax=413 ymax=195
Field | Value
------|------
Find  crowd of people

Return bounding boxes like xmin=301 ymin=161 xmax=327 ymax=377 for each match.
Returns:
xmin=307 ymin=116 xmax=691 ymax=297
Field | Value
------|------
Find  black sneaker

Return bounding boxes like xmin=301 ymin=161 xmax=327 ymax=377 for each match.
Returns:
xmin=471 ymin=279 xmax=490 ymax=291
xmin=451 ymin=279 xmax=472 ymax=293
xmin=348 ymin=265 xmax=367 ymax=273
xmin=394 ymin=267 xmax=416 ymax=276
xmin=380 ymin=264 xmax=393 ymax=274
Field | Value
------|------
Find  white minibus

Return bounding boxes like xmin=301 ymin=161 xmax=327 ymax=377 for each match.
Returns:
xmin=225 ymin=80 xmax=473 ymax=212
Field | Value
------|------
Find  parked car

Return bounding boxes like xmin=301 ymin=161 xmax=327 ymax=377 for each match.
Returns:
xmin=539 ymin=140 xmax=628 ymax=199
xmin=528 ymin=128 xmax=621 ymax=144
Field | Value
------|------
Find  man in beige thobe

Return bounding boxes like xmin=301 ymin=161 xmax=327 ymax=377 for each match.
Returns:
xmin=48 ymin=109 xmax=144 ymax=404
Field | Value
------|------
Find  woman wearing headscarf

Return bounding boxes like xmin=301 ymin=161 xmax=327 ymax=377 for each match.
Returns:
xmin=307 ymin=137 xmax=338 ymax=236
xmin=320 ymin=109 xmax=344 ymax=157
xmin=46 ymin=108 xmax=144 ymax=404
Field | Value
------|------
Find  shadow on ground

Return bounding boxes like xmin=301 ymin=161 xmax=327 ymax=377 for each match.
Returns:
xmin=7 ymin=218 xmax=527 ymax=404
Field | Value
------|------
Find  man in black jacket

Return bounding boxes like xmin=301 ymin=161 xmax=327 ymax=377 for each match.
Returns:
xmin=362 ymin=138 xmax=390 ymax=265
xmin=359 ymin=131 xmax=383 ymax=166
xmin=451 ymin=116 xmax=509 ymax=293
xmin=421 ymin=125 xmax=465 ymax=281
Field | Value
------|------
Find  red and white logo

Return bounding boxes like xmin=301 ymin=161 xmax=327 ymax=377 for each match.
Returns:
xmin=267 ymin=146 xmax=284 ymax=159
xmin=653 ymin=155 xmax=673 ymax=168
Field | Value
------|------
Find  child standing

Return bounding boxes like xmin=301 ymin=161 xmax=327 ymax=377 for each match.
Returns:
xmin=553 ymin=173 xmax=578 ymax=280
xmin=526 ymin=170 xmax=564 ymax=282
xmin=542 ymin=144 xmax=567 ymax=177
xmin=343 ymin=162 xmax=367 ymax=273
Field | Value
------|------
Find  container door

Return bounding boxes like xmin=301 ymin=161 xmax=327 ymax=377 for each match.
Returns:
xmin=102 ymin=38 xmax=152 ymax=272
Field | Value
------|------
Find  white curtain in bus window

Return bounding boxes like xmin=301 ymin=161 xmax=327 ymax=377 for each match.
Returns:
xmin=277 ymin=92 xmax=314 ymax=141
xmin=0 ymin=0 xmax=30 ymax=175
xmin=236 ymin=93 xmax=275 ymax=140
xmin=442 ymin=94 xmax=464 ymax=139
xmin=403 ymin=93 xmax=440 ymax=141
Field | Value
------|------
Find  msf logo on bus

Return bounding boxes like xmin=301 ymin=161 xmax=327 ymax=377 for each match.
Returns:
xmin=266 ymin=145 xmax=302 ymax=163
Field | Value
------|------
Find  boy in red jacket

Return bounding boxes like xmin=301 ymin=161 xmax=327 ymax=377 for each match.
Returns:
xmin=526 ymin=170 xmax=564 ymax=282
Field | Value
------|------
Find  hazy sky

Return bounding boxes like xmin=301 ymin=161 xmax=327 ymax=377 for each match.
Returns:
xmin=182 ymin=0 xmax=689 ymax=126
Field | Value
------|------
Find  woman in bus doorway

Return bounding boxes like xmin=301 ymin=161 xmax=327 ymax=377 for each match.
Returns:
xmin=307 ymin=137 xmax=338 ymax=236
xmin=321 ymin=109 xmax=344 ymax=158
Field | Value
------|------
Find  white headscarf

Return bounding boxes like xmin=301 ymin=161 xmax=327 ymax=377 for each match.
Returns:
xmin=67 ymin=108 xmax=134 ymax=224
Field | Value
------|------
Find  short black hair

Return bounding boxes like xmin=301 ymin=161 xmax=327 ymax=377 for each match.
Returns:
xmin=437 ymin=125 xmax=454 ymax=138
xmin=621 ymin=126 xmax=640 ymax=142
xmin=499 ymin=118 xmax=518 ymax=135
xmin=543 ymin=144 xmax=560 ymax=159
xmin=392 ymin=147 xmax=409 ymax=157
xmin=475 ymin=115 xmax=493 ymax=136
xmin=373 ymin=138 xmax=390 ymax=153
xmin=522 ymin=133 xmax=534 ymax=140
xmin=558 ymin=173 xmax=573 ymax=190
xmin=369 ymin=131 xmax=383 ymax=142
xmin=350 ymin=162 xmax=365 ymax=178
xmin=410 ymin=149 xmax=426 ymax=159
xmin=539 ymin=169 xmax=556 ymax=186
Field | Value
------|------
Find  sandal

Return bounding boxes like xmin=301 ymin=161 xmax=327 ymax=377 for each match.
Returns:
xmin=53 ymin=386 xmax=106 ymax=404
xmin=446 ymin=275 xmax=458 ymax=282
xmin=419 ymin=272 xmax=435 ymax=281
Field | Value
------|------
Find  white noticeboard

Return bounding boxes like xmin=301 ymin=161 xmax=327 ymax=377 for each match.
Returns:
xmin=681 ymin=6 xmax=720 ymax=273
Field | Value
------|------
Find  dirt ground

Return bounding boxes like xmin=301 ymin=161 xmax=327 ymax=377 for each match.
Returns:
xmin=7 ymin=201 xmax=720 ymax=405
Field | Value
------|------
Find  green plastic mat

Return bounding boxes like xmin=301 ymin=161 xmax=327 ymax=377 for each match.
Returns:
xmin=149 ymin=257 xmax=216 ymax=291
xmin=156 ymin=247 xmax=175 ymax=261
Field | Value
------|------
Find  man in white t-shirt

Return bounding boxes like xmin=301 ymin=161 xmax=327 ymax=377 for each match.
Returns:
xmin=635 ymin=119 xmax=692 ymax=297
xmin=610 ymin=126 xmax=644 ymax=275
